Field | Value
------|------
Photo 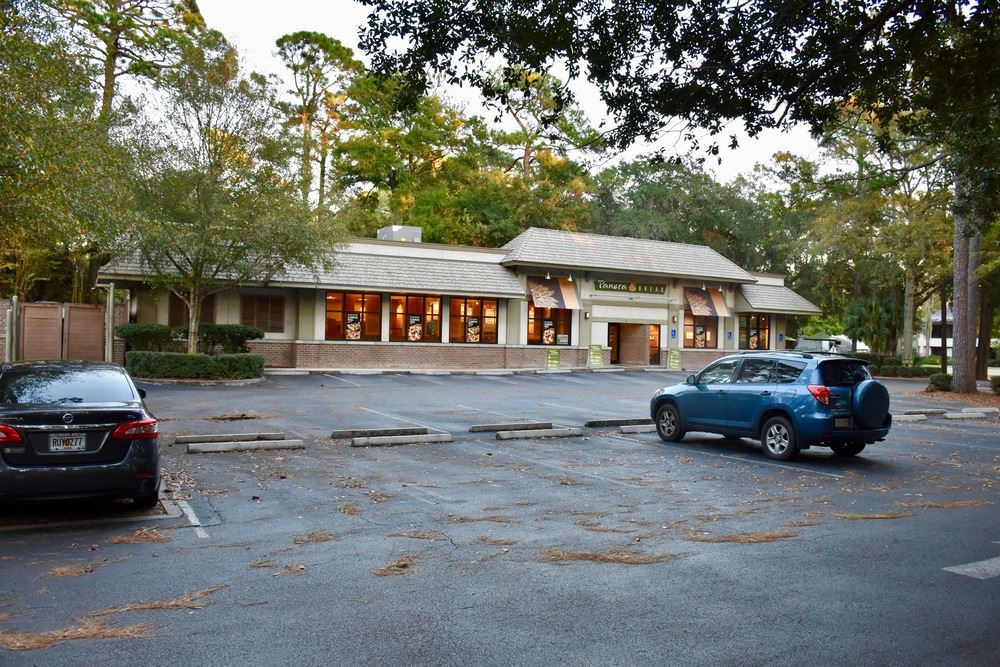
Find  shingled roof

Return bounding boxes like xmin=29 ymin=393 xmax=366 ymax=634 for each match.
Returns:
xmin=502 ymin=228 xmax=757 ymax=283
xmin=738 ymin=284 xmax=820 ymax=315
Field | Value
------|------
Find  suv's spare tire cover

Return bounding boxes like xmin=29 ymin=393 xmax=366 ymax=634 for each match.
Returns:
xmin=853 ymin=380 xmax=890 ymax=429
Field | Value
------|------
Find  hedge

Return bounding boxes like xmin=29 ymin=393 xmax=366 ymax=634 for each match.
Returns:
xmin=928 ymin=373 xmax=952 ymax=392
xmin=175 ymin=323 xmax=265 ymax=354
xmin=126 ymin=351 xmax=264 ymax=380
xmin=116 ymin=324 xmax=178 ymax=352
xmin=991 ymin=377 xmax=1000 ymax=395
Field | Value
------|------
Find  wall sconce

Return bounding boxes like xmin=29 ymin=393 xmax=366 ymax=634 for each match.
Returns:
xmin=545 ymin=271 xmax=551 ymax=280
xmin=701 ymin=283 xmax=706 ymax=290
xmin=672 ymin=315 xmax=678 ymax=323
xmin=568 ymin=273 xmax=574 ymax=282
xmin=584 ymin=311 xmax=590 ymax=319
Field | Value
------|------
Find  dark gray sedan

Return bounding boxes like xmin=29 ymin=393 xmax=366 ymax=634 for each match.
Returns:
xmin=0 ymin=361 xmax=159 ymax=508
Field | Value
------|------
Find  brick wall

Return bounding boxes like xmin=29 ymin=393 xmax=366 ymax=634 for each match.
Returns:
xmin=679 ymin=349 xmax=727 ymax=371
xmin=619 ymin=323 xmax=650 ymax=366
xmin=248 ymin=340 xmax=590 ymax=370
xmin=112 ymin=291 xmax=130 ymax=365
xmin=0 ymin=299 xmax=8 ymax=363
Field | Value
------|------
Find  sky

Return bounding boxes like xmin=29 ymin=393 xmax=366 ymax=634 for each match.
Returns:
xmin=197 ymin=0 xmax=821 ymax=183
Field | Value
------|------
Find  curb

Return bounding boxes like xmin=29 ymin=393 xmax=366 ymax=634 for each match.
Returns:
xmin=331 ymin=427 xmax=428 ymax=439
xmin=496 ymin=427 xmax=583 ymax=440
xmin=134 ymin=377 xmax=264 ymax=387
xmin=621 ymin=424 xmax=657 ymax=433
xmin=175 ymin=432 xmax=284 ymax=444
xmin=351 ymin=433 xmax=453 ymax=447
xmin=585 ymin=418 xmax=653 ymax=428
xmin=469 ymin=422 xmax=553 ymax=433
xmin=893 ymin=414 xmax=927 ymax=422
xmin=187 ymin=439 xmax=305 ymax=453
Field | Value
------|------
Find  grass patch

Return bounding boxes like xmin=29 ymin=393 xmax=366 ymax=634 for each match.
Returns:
xmin=48 ymin=558 xmax=124 ymax=578
xmin=293 ymin=531 xmax=336 ymax=545
xmin=386 ymin=531 xmax=442 ymax=541
xmin=685 ymin=530 xmax=798 ymax=544
xmin=833 ymin=512 xmax=913 ymax=520
xmin=0 ymin=620 xmax=148 ymax=651
xmin=371 ymin=555 xmax=417 ymax=577
xmin=540 ymin=546 xmax=678 ymax=565
xmin=446 ymin=514 xmax=515 ymax=524
xmin=87 ymin=585 xmax=227 ymax=617
xmin=476 ymin=536 xmax=517 ymax=546
xmin=108 ymin=528 xmax=171 ymax=544
xmin=901 ymin=499 xmax=992 ymax=509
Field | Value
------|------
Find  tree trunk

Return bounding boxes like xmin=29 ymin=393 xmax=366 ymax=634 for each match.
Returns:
xmin=976 ymin=284 xmax=994 ymax=381
xmin=301 ymin=110 xmax=313 ymax=206
xmin=951 ymin=211 xmax=977 ymax=393
xmin=186 ymin=285 xmax=201 ymax=355
xmin=901 ymin=268 xmax=914 ymax=365
xmin=100 ymin=29 xmax=120 ymax=127
xmin=939 ymin=287 xmax=948 ymax=374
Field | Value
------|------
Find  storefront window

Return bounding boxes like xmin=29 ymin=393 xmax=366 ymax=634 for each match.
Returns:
xmin=326 ymin=291 xmax=381 ymax=340
xmin=739 ymin=313 xmax=770 ymax=350
xmin=241 ymin=294 xmax=283 ymax=333
xmin=449 ymin=298 xmax=498 ymax=343
xmin=389 ymin=295 xmax=441 ymax=342
xmin=684 ymin=311 xmax=717 ymax=349
xmin=528 ymin=304 xmax=571 ymax=345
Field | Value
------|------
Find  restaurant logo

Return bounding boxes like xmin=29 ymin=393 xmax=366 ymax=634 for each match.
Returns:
xmin=594 ymin=279 xmax=665 ymax=294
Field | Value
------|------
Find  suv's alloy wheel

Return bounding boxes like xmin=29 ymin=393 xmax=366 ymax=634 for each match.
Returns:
xmin=761 ymin=416 xmax=799 ymax=461
xmin=655 ymin=404 xmax=685 ymax=443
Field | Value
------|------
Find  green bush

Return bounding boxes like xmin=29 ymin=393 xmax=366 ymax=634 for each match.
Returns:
xmin=991 ymin=377 xmax=1000 ymax=395
xmin=115 ymin=324 xmax=178 ymax=352
xmin=881 ymin=365 xmax=898 ymax=377
xmin=177 ymin=323 xmax=265 ymax=354
xmin=928 ymin=373 xmax=952 ymax=392
xmin=125 ymin=351 xmax=263 ymax=380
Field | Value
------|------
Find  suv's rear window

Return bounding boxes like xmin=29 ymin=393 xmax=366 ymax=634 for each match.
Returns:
xmin=820 ymin=361 xmax=872 ymax=386
xmin=0 ymin=368 xmax=136 ymax=405
xmin=772 ymin=360 xmax=807 ymax=384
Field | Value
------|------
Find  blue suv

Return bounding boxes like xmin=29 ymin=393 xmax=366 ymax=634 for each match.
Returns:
xmin=649 ymin=352 xmax=891 ymax=460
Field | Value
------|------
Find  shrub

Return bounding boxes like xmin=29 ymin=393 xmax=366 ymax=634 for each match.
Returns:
xmin=991 ymin=377 xmax=1000 ymax=395
xmin=176 ymin=324 xmax=265 ymax=354
xmin=125 ymin=351 xmax=264 ymax=380
xmin=881 ymin=365 xmax=898 ymax=377
xmin=115 ymin=324 xmax=177 ymax=352
xmin=928 ymin=373 xmax=952 ymax=392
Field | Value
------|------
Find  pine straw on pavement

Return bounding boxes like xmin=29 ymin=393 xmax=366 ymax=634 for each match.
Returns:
xmin=371 ymin=555 xmax=417 ymax=576
xmin=386 ymin=531 xmax=442 ymax=541
xmin=832 ymin=512 xmax=913 ymax=520
xmin=0 ymin=619 xmax=149 ymax=651
xmin=445 ymin=514 xmax=516 ymax=524
xmin=0 ymin=611 xmax=19 ymax=623
xmin=475 ymin=536 xmax=518 ymax=546
xmin=108 ymin=528 xmax=171 ymax=544
xmin=684 ymin=530 xmax=799 ymax=544
xmin=86 ymin=585 xmax=227 ymax=618
xmin=292 ymin=531 xmax=336 ymax=545
xmin=901 ymin=499 xmax=992 ymax=509
xmin=540 ymin=546 xmax=678 ymax=565
xmin=48 ymin=557 xmax=125 ymax=577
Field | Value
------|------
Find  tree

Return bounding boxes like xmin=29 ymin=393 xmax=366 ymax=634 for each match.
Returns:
xmin=134 ymin=30 xmax=347 ymax=354
xmin=275 ymin=31 xmax=362 ymax=207
xmin=360 ymin=0 xmax=999 ymax=391
xmin=0 ymin=1 xmax=137 ymax=302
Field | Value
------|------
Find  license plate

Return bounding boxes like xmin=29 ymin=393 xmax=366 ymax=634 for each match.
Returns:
xmin=49 ymin=433 xmax=87 ymax=452
xmin=834 ymin=418 xmax=850 ymax=429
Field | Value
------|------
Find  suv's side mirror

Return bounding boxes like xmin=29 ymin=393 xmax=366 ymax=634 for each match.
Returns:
xmin=138 ymin=388 xmax=147 ymax=399
xmin=686 ymin=374 xmax=696 ymax=385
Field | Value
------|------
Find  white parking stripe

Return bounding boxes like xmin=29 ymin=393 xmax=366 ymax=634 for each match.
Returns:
xmin=360 ymin=406 xmax=448 ymax=433
xmin=944 ymin=555 xmax=1000 ymax=580
xmin=456 ymin=404 xmax=519 ymax=419
xmin=467 ymin=441 xmax=649 ymax=489
xmin=323 ymin=373 xmax=361 ymax=387
xmin=177 ymin=500 xmax=209 ymax=539
xmin=483 ymin=375 xmax=518 ymax=385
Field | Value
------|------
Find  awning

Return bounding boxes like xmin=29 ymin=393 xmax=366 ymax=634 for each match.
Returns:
xmin=527 ymin=276 xmax=581 ymax=309
xmin=685 ymin=288 xmax=731 ymax=317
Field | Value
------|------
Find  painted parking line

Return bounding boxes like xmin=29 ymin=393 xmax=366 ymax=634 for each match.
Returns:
xmin=323 ymin=373 xmax=362 ymax=387
xmin=467 ymin=440 xmax=651 ymax=490
xmin=482 ymin=375 xmax=518 ymax=386
xmin=541 ymin=374 xmax=588 ymax=384
xmin=456 ymin=403 xmax=520 ymax=419
xmin=360 ymin=406 xmax=449 ymax=434
xmin=542 ymin=401 xmax=618 ymax=416
xmin=608 ymin=374 xmax=660 ymax=386
xmin=943 ymin=555 xmax=1000 ymax=580
xmin=176 ymin=499 xmax=210 ymax=539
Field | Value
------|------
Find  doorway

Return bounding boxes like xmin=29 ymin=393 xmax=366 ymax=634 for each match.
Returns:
xmin=649 ymin=325 xmax=661 ymax=365
xmin=608 ymin=323 xmax=620 ymax=365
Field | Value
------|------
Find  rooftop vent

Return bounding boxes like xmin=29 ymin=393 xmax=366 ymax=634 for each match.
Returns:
xmin=377 ymin=225 xmax=422 ymax=243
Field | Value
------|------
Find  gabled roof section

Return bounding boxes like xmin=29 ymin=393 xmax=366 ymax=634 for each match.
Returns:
xmin=738 ymin=284 xmax=821 ymax=315
xmin=502 ymin=228 xmax=757 ymax=283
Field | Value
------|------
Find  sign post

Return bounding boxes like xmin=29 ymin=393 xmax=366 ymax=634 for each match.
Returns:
xmin=588 ymin=344 xmax=604 ymax=368
xmin=546 ymin=349 xmax=561 ymax=370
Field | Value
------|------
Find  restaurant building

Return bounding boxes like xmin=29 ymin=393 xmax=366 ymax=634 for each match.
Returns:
xmin=100 ymin=227 xmax=820 ymax=370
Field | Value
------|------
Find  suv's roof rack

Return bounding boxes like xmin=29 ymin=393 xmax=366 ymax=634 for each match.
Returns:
xmin=737 ymin=350 xmax=814 ymax=359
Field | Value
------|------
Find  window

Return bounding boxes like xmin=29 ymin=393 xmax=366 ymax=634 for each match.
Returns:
xmin=169 ymin=293 xmax=215 ymax=328
xmin=527 ymin=304 xmax=571 ymax=345
xmin=735 ymin=358 xmax=776 ymax=384
xmin=697 ymin=359 xmax=737 ymax=384
xmin=820 ymin=361 xmax=872 ymax=386
xmin=684 ymin=311 xmax=717 ymax=349
xmin=390 ymin=295 xmax=441 ymax=342
xmin=449 ymin=298 xmax=498 ymax=343
xmin=240 ymin=294 xmax=284 ymax=333
xmin=739 ymin=313 xmax=770 ymax=350
xmin=772 ymin=361 xmax=807 ymax=384
xmin=326 ymin=292 xmax=381 ymax=341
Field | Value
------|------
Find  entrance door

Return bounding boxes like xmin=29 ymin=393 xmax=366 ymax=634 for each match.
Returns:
xmin=608 ymin=323 xmax=620 ymax=365
xmin=649 ymin=326 xmax=660 ymax=365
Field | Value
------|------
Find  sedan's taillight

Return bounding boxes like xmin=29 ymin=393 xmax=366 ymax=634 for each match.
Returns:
xmin=0 ymin=424 xmax=22 ymax=444
xmin=111 ymin=418 xmax=158 ymax=440
xmin=807 ymin=385 xmax=831 ymax=406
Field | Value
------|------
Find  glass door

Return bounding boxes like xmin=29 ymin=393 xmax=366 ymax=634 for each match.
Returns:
xmin=608 ymin=323 xmax=620 ymax=365
xmin=649 ymin=325 xmax=661 ymax=365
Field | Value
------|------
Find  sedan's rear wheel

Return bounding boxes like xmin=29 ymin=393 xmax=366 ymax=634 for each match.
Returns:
xmin=132 ymin=492 xmax=159 ymax=510
xmin=830 ymin=442 xmax=866 ymax=457
xmin=655 ymin=404 xmax=685 ymax=443
xmin=761 ymin=416 xmax=799 ymax=461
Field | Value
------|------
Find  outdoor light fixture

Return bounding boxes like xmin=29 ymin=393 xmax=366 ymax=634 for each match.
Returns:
xmin=568 ymin=274 xmax=574 ymax=282
xmin=545 ymin=271 xmax=551 ymax=279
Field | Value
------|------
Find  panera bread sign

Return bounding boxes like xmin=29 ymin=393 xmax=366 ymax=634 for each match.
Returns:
xmin=594 ymin=279 xmax=666 ymax=295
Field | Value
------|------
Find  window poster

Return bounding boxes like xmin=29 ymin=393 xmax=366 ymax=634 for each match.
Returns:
xmin=542 ymin=320 xmax=556 ymax=345
xmin=407 ymin=314 xmax=423 ymax=341
xmin=346 ymin=312 xmax=361 ymax=340
xmin=694 ymin=325 xmax=706 ymax=348
xmin=466 ymin=316 xmax=481 ymax=343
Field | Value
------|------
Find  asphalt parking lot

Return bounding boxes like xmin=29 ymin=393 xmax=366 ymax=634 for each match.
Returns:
xmin=1 ymin=371 xmax=998 ymax=665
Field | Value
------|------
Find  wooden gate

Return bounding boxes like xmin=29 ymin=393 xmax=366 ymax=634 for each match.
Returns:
xmin=18 ymin=302 xmax=106 ymax=362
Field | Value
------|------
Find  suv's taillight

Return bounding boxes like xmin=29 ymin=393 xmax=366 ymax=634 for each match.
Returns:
xmin=807 ymin=385 xmax=831 ymax=406
xmin=111 ymin=418 xmax=158 ymax=440
xmin=0 ymin=424 xmax=22 ymax=444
